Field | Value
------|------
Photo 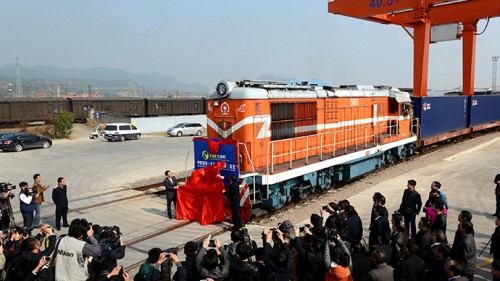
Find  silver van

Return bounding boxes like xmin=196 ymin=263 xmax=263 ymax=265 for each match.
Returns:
xmin=167 ymin=123 xmax=204 ymax=137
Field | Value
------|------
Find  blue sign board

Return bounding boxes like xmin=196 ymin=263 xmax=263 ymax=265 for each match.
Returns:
xmin=193 ymin=138 xmax=239 ymax=183
xmin=95 ymin=112 xmax=101 ymax=119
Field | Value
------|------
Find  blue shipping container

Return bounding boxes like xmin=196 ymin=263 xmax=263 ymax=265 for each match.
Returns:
xmin=412 ymin=96 xmax=468 ymax=138
xmin=469 ymin=95 xmax=500 ymax=126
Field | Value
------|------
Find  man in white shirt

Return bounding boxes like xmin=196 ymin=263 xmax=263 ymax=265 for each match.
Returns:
xmin=19 ymin=182 xmax=35 ymax=228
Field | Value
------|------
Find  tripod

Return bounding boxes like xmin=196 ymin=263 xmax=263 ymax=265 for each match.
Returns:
xmin=6 ymin=197 xmax=16 ymax=227
xmin=479 ymin=236 xmax=492 ymax=257
xmin=0 ymin=197 xmax=17 ymax=228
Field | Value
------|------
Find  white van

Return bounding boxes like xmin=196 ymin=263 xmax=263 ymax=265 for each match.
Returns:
xmin=104 ymin=123 xmax=141 ymax=141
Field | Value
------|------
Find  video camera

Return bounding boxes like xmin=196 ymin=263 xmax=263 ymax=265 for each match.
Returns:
xmin=92 ymin=225 xmax=121 ymax=252
xmin=0 ymin=183 xmax=16 ymax=199
xmin=239 ymin=225 xmax=251 ymax=245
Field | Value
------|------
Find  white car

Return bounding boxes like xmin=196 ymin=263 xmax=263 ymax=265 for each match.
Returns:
xmin=104 ymin=123 xmax=141 ymax=141
xmin=167 ymin=123 xmax=204 ymax=137
xmin=89 ymin=124 xmax=107 ymax=139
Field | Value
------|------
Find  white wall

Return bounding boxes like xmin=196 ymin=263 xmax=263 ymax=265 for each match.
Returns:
xmin=131 ymin=115 xmax=207 ymax=133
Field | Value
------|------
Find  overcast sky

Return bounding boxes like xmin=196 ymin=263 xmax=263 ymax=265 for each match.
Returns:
xmin=1 ymin=0 xmax=499 ymax=90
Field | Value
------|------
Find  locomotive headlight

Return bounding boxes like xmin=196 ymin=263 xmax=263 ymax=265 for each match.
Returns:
xmin=217 ymin=83 xmax=227 ymax=97
xmin=215 ymin=80 xmax=234 ymax=98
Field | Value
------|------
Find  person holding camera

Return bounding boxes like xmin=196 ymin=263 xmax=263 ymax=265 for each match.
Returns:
xmin=32 ymin=174 xmax=49 ymax=227
xmin=0 ymin=183 xmax=14 ymax=230
xmin=195 ymin=238 xmax=230 ymax=281
xmin=19 ymin=226 xmax=57 ymax=277
xmin=135 ymin=248 xmax=168 ymax=281
xmin=54 ymin=218 xmax=101 ymax=281
xmin=292 ymin=225 xmax=326 ymax=281
xmin=19 ymin=182 xmax=35 ymax=228
xmin=263 ymin=228 xmax=291 ymax=281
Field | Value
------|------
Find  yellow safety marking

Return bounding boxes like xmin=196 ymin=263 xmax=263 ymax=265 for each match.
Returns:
xmin=476 ymin=258 xmax=493 ymax=269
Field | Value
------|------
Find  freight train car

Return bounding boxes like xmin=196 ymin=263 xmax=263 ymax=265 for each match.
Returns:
xmin=206 ymin=80 xmax=417 ymax=209
xmin=411 ymin=96 xmax=470 ymax=146
xmin=145 ymin=98 xmax=205 ymax=116
xmin=0 ymin=98 xmax=70 ymax=124
xmin=68 ymin=97 xmax=146 ymax=122
xmin=469 ymin=95 xmax=500 ymax=131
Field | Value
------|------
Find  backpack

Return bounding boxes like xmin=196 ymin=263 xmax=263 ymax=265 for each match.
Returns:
xmin=134 ymin=262 xmax=155 ymax=281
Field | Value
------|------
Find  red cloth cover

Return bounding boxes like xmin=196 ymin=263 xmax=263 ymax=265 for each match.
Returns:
xmin=176 ymin=162 xmax=226 ymax=225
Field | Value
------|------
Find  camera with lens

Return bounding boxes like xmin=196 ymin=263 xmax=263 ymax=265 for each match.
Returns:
xmin=92 ymin=225 xmax=121 ymax=254
xmin=325 ymin=227 xmax=338 ymax=240
xmin=240 ymin=225 xmax=251 ymax=245
xmin=163 ymin=247 xmax=178 ymax=256
xmin=299 ymin=224 xmax=311 ymax=233
xmin=0 ymin=183 xmax=16 ymax=199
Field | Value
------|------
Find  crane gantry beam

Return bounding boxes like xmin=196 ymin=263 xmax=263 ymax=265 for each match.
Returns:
xmin=328 ymin=0 xmax=500 ymax=97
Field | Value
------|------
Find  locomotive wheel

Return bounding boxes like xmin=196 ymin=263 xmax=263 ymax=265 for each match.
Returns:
xmin=196 ymin=130 xmax=202 ymax=136
xmin=177 ymin=131 xmax=183 ymax=137
xmin=42 ymin=141 xmax=51 ymax=149
xmin=119 ymin=136 xmax=125 ymax=142
xmin=15 ymin=144 xmax=23 ymax=152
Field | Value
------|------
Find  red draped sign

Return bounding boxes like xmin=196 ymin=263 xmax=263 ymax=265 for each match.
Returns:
xmin=176 ymin=162 xmax=226 ymax=225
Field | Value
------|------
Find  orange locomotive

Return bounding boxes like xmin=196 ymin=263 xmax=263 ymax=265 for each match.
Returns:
xmin=206 ymin=80 xmax=417 ymax=209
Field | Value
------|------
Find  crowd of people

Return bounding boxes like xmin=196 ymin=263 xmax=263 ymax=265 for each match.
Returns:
xmin=0 ymin=173 xmax=498 ymax=281
xmin=132 ymin=178 xmax=498 ymax=281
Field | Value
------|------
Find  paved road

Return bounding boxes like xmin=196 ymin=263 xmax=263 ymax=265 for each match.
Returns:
xmin=0 ymin=135 xmax=195 ymax=209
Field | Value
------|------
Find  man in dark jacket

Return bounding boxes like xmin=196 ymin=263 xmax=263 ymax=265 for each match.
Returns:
xmin=495 ymin=174 xmax=500 ymax=216
xmin=369 ymin=205 xmax=391 ymax=251
xmin=399 ymin=179 xmax=422 ymax=238
xmin=349 ymin=241 xmax=370 ymax=281
xmin=394 ymin=239 xmax=425 ymax=281
xmin=344 ymin=205 xmax=363 ymax=243
xmin=52 ymin=177 xmax=69 ymax=231
xmin=229 ymin=242 xmax=260 ymax=281
xmin=291 ymin=227 xmax=326 ymax=281
xmin=163 ymin=170 xmax=178 ymax=219
xmin=20 ymin=226 xmax=57 ymax=276
xmin=224 ymin=175 xmax=241 ymax=230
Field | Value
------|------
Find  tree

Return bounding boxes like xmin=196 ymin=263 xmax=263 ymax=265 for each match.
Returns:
xmin=53 ymin=110 xmax=74 ymax=138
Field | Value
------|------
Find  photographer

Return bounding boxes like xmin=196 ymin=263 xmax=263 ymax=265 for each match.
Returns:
xmin=92 ymin=226 xmax=126 ymax=277
xmin=19 ymin=182 xmax=35 ymax=228
xmin=291 ymin=226 xmax=326 ymax=281
xmin=19 ymin=225 xmax=56 ymax=276
xmin=263 ymin=229 xmax=291 ymax=281
xmin=0 ymin=183 xmax=14 ymax=230
xmin=195 ymin=238 xmax=230 ymax=281
xmin=54 ymin=218 xmax=101 ymax=281
xmin=134 ymin=248 xmax=168 ymax=281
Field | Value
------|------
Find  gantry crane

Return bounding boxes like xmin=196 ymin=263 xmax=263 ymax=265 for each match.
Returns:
xmin=328 ymin=0 xmax=500 ymax=97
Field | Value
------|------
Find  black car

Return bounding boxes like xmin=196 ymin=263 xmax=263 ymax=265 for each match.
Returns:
xmin=0 ymin=133 xmax=52 ymax=152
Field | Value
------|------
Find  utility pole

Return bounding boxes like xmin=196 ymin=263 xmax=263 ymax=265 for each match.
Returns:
xmin=493 ymin=56 xmax=499 ymax=92
xmin=15 ymin=54 xmax=22 ymax=98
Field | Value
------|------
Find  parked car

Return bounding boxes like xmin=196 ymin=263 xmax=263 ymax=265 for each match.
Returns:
xmin=167 ymin=123 xmax=204 ymax=137
xmin=0 ymin=134 xmax=52 ymax=152
xmin=89 ymin=123 xmax=107 ymax=139
xmin=104 ymin=123 xmax=141 ymax=142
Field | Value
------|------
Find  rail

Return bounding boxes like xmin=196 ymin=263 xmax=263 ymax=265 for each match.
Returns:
xmin=266 ymin=118 xmax=419 ymax=174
